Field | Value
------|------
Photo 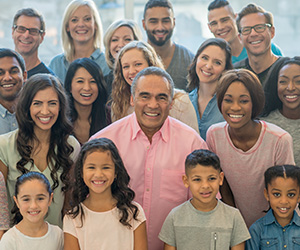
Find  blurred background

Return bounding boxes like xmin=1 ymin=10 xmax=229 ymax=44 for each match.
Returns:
xmin=1 ymin=0 xmax=299 ymax=64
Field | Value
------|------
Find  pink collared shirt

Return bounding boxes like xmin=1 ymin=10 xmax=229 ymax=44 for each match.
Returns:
xmin=90 ymin=113 xmax=207 ymax=250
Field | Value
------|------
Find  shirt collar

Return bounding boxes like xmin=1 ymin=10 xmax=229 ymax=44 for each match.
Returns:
xmin=263 ymin=209 xmax=300 ymax=227
xmin=90 ymin=48 xmax=101 ymax=60
xmin=0 ymin=103 xmax=11 ymax=118
xmin=131 ymin=112 xmax=169 ymax=142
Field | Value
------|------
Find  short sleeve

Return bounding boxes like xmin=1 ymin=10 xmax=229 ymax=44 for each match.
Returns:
xmin=206 ymin=126 xmax=216 ymax=153
xmin=231 ymin=209 xmax=251 ymax=247
xmin=68 ymin=136 xmax=80 ymax=162
xmin=0 ymin=229 xmax=16 ymax=250
xmin=275 ymin=132 xmax=295 ymax=165
xmin=63 ymin=214 xmax=78 ymax=238
xmin=0 ymin=172 xmax=9 ymax=230
xmin=158 ymin=210 xmax=176 ymax=247
xmin=131 ymin=202 xmax=146 ymax=231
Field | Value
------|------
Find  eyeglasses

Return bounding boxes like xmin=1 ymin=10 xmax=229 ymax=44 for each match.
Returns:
xmin=13 ymin=25 xmax=43 ymax=36
xmin=240 ymin=23 xmax=272 ymax=35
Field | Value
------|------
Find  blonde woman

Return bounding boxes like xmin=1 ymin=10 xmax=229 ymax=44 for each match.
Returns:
xmin=103 ymin=19 xmax=142 ymax=95
xmin=49 ymin=0 xmax=110 ymax=83
xmin=111 ymin=41 xmax=199 ymax=133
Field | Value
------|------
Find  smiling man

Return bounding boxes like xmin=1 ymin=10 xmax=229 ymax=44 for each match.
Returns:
xmin=0 ymin=48 xmax=26 ymax=134
xmin=207 ymin=0 xmax=283 ymax=65
xmin=90 ymin=67 xmax=207 ymax=250
xmin=12 ymin=8 xmax=54 ymax=78
xmin=142 ymin=0 xmax=194 ymax=91
xmin=233 ymin=3 xmax=285 ymax=87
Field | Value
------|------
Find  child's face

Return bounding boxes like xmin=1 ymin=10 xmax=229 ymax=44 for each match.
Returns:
xmin=13 ymin=179 xmax=52 ymax=224
xmin=83 ymin=150 xmax=116 ymax=197
xmin=264 ymin=177 xmax=300 ymax=227
xmin=183 ymin=164 xmax=224 ymax=212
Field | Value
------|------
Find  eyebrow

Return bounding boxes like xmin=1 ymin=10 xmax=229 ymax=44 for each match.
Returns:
xmin=224 ymin=94 xmax=250 ymax=98
xmin=20 ymin=194 xmax=47 ymax=198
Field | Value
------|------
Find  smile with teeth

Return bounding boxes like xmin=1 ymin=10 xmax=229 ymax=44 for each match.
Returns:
xmin=278 ymin=207 xmax=289 ymax=213
xmin=218 ymin=31 xmax=229 ymax=37
xmin=80 ymin=93 xmax=92 ymax=97
xmin=285 ymin=95 xmax=298 ymax=99
xmin=76 ymin=30 xmax=88 ymax=34
xmin=92 ymin=180 xmax=105 ymax=185
xmin=38 ymin=117 xmax=51 ymax=122
xmin=201 ymin=70 xmax=212 ymax=76
xmin=28 ymin=211 xmax=40 ymax=215
xmin=250 ymin=40 xmax=262 ymax=45
xmin=145 ymin=112 xmax=159 ymax=117
xmin=20 ymin=40 xmax=32 ymax=44
xmin=1 ymin=84 xmax=14 ymax=88
xmin=228 ymin=114 xmax=244 ymax=118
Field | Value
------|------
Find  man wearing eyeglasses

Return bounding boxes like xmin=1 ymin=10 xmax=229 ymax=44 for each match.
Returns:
xmin=207 ymin=0 xmax=282 ymax=65
xmin=234 ymin=3 xmax=285 ymax=87
xmin=12 ymin=8 xmax=54 ymax=79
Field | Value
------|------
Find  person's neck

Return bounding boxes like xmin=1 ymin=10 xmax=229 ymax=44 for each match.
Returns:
xmin=148 ymin=39 xmax=175 ymax=66
xmin=280 ymin=107 xmax=300 ymax=120
xmin=229 ymin=37 xmax=244 ymax=57
xmin=248 ymin=51 xmax=278 ymax=74
xmin=33 ymin=126 xmax=51 ymax=145
xmin=227 ymin=120 xmax=260 ymax=144
xmin=84 ymin=191 xmax=117 ymax=212
xmin=198 ymin=81 xmax=218 ymax=99
xmin=21 ymin=52 xmax=41 ymax=72
xmin=73 ymin=41 xmax=95 ymax=61
xmin=16 ymin=219 xmax=48 ymax=237
xmin=0 ymin=99 xmax=17 ymax=113
xmin=74 ymin=102 xmax=92 ymax=121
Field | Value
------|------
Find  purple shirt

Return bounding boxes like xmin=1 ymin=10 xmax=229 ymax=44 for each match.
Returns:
xmin=91 ymin=113 xmax=207 ymax=250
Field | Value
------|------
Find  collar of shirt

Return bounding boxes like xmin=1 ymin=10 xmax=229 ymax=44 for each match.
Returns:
xmin=263 ymin=209 xmax=300 ymax=227
xmin=0 ymin=103 xmax=12 ymax=118
xmin=131 ymin=112 xmax=169 ymax=143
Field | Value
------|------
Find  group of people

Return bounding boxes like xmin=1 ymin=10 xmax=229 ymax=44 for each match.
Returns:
xmin=0 ymin=0 xmax=299 ymax=249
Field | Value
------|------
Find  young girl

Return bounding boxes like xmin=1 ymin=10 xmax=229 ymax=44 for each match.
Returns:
xmin=65 ymin=58 xmax=109 ymax=145
xmin=0 ymin=74 xmax=80 ymax=227
xmin=187 ymin=38 xmax=233 ymax=140
xmin=111 ymin=40 xmax=198 ymax=133
xmin=206 ymin=69 xmax=295 ymax=227
xmin=0 ymin=171 xmax=9 ymax=239
xmin=63 ymin=138 xmax=147 ymax=250
xmin=246 ymin=165 xmax=300 ymax=249
xmin=262 ymin=56 xmax=300 ymax=165
xmin=0 ymin=172 xmax=63 ymax=249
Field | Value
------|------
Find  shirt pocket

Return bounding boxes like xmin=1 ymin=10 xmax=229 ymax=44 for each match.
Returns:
xmin=293 ymin=237 xmax=300 ymax=250
xmin=159 ymin=169 xmax=187 ymax=203
xmin=260 ymin=238 xmax=278 ymax=249
xmin=210 ymin=230 xmax=231 ymax=249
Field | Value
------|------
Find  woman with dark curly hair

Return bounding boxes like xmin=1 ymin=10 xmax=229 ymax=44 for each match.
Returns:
xmin=65 ymin=58 xmax=109 ymax=145
xmin=0 ymin=74 xmax=80 ymax=227
xmin=262 ymin=56 xmax=300 ymax=165
xmin=64 ymin=138 xmax=147 ymax=249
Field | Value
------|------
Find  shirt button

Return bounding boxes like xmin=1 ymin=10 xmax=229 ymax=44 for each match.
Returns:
xmin=147 ymin=168 xmax=150 ymax=171
xmin=146 ymin=188 xmax=150 ymax=192
xmin=146 ymin=146 xmax=149 ymax=149
xmin=284 ymin=245 xmax=287 ymax=248
xmin=283 ymin=229 xmax=285 ymax=232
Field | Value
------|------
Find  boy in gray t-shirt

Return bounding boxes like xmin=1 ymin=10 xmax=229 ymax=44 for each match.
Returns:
xmin=159 ymin=149 xmax=250 ymax=250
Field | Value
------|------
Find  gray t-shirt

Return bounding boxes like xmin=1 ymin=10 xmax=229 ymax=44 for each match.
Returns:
xmin=263 ymin=109 xmax=300 ymax=165
xmin=166 ymin=43 xmax=194 ymax=91
xmin=159 ymin=199 xmax=250 ymax=250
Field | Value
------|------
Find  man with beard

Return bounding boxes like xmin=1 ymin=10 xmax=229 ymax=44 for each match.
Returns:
xmin=12 ymin=8 xmax=54 ymax=79
xmin=0 ymin=48 xmax=26 ymax=134
xmin=234 ymin=3 xmax=284 ymax=87
xmin=142 ymin=0 xmax=194 ymax=91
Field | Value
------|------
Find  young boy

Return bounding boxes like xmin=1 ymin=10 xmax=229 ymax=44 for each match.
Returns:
xmin=159 ymin=149 xmax=250 ymax=250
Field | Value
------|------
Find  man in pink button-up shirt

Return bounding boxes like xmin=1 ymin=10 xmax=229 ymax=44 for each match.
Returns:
xmin=91 ymin=67 xmax=207 ymax=250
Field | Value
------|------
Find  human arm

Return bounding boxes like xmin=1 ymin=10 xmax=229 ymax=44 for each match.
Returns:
xmin=134 ymin=221 xmax=148 ymax=250
xmin=164 ymin=243 xmax=176 ymax=250
xmin=0 ymin=160 xmax=8 ymax=182
xmin=64 ymin=233 xmax=80 ymax=250
xmin=220 ymin=176 xmax=235 ymax=207
xmin=231 ymin=242 xmax=245 ymax=250
xmin=0 ymin=171 xmax=9 ymax=238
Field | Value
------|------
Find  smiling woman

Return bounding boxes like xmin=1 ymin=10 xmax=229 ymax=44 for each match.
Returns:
xmin=206 ymin=68 xmax=295 ymax=227
xmin=0 ymin=74 xmax=80 ymax=228
xmin=49 ymin=0 xmax=110 ymax=84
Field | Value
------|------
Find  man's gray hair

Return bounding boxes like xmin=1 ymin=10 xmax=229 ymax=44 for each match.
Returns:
xmin=131 ymin=66 xmax=174 ymax=99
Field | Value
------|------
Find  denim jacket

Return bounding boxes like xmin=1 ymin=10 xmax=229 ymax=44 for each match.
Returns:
xmin=246 ymin=209 xmax=300 ymax=249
